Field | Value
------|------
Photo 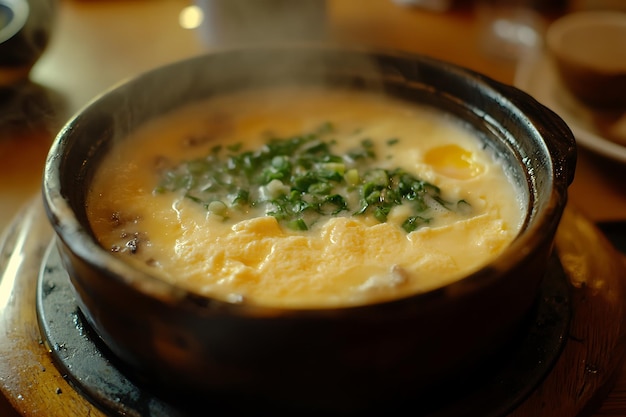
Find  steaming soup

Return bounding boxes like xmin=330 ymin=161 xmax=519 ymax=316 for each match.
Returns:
xmin=86 ymin=87 xmax=525 ymax=308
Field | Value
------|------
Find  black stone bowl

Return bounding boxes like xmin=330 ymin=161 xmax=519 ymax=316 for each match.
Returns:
xmin=42 ymin=46 xmax=576 ymax=415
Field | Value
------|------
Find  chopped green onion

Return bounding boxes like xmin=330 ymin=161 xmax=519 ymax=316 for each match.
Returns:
xmin=208 ymin=200 xmax=228 ymax=215
xmin=288 ymin=218 xmax=308 ymax=231
xmin=345 ymin=169 xmax=360 ymax=186
xmin=154 ymin=122 xmax=470 ymax=232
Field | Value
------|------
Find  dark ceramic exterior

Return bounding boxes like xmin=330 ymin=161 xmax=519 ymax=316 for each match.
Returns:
xmin=42 ymin=46 xmax=576 ymax=414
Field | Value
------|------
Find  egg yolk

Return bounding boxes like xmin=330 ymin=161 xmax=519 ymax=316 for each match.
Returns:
xmin=424 ymin=144 xmax=484 ymax=179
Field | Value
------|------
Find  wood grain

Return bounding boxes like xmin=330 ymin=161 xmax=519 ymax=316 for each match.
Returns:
xmin=511 ymin=207 xmax=626 ymax=417
xmin=0 ymin=200 xmax=107 ymax=417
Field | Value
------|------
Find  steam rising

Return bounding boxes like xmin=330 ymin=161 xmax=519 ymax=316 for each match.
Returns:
xmin=195 ymin=0 xmax=328 ymax=46
xmin=98 ymin=45 xmax=388 ymax=152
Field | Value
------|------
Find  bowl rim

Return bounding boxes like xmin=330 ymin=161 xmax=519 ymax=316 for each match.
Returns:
xmin=42 ymin=45 xmax=575 ymax=316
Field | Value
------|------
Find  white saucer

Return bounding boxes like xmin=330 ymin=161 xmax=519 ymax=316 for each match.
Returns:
xmin=514 ymin=49 xmax=626 ymax=164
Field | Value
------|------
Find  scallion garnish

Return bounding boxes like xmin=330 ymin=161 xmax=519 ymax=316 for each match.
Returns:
xmin=154 ymin=123 xmax=470 ymax=231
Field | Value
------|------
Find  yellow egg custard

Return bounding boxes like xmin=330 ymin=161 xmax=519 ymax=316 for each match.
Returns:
xmin=86 ymin=87 xmax=525 ymax=308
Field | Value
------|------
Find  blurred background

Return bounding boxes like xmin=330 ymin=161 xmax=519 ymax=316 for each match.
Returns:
xmin=8 ymin=0 xmax=626 ymax=120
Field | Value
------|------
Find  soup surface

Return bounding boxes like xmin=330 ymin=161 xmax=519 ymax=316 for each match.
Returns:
xmin=86 ymin=87 xmax=525 ymax=308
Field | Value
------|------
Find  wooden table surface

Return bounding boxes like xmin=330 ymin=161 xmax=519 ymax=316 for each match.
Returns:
xmin=1 ymin=0 xmax=625 ymax=415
